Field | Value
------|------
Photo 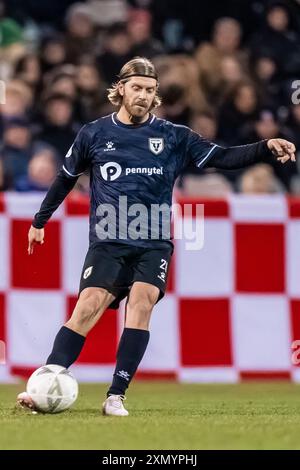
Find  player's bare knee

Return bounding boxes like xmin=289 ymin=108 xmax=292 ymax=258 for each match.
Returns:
xmin=79 ymin=287 xmax=109 ymax=303
xmin=126 ymin=297 xmax=154 ymax=326
xmin=78 ymin=297 xmax=101 ymax=323
xmin=68 ymin=292 xmax=105 ymax=329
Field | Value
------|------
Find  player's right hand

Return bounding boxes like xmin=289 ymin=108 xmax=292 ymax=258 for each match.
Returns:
xmin=28 ymin=225 xmax=45 ymax=255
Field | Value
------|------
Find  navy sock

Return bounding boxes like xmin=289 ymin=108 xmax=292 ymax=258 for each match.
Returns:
xmin=107 ymin=327 xmax=150 ymax=397
xmin=46 ymin=326 xmax=85 ymax=368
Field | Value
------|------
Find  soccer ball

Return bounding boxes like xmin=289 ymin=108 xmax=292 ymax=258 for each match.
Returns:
xmin=26 ymin=364 xmax=78 ymax=413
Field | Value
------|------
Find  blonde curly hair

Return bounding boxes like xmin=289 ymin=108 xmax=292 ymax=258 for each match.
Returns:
xmin=107 ymin=57 xmax=161 ymax=110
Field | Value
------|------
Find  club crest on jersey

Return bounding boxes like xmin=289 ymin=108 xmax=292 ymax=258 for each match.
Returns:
xmin=83 ymin=266 xmax=93 ymax=279
xmin=149 ymin=138 xmax=164 ymax=155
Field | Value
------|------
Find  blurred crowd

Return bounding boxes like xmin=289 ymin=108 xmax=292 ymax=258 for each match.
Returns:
xmin=0 ymin=0 xmax=300 ymax=196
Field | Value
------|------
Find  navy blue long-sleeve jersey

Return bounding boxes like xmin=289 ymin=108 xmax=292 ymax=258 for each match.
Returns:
xmin=33 ymin=112 xmax=271 ymax=247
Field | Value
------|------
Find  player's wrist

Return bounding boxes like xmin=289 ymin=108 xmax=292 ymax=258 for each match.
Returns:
xmin=31 ymin=219 xmax=44 ymax=229
xmin=266 ymin=139 xmax=272 ymax=150
xmin=262 ymin=139 xmax=273 ymax=155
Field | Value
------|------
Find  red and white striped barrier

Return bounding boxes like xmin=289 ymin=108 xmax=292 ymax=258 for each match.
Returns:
xmin=0 ymin=192 xmax=300 ymax=382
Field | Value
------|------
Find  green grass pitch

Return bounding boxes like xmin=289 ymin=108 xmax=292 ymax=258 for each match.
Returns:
xmin=1 ymin=382 xmax=300 ymax=449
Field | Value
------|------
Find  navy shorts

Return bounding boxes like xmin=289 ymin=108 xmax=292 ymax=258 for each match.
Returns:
xmin=79 ymin=242 xmax=174 ymax=309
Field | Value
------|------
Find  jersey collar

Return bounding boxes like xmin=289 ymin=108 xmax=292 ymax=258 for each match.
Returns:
xmin=112 ymin=112 xmax=156 ymax=128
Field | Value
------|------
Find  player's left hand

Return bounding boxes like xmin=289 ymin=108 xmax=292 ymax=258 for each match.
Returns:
xmin=267 ymin=138 xmax=296 ymax=163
